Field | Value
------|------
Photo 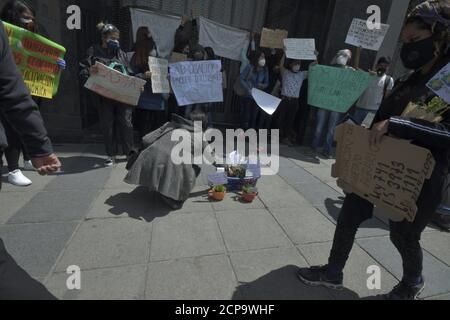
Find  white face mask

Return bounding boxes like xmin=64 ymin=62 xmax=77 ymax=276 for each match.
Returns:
xmin=336 ymin=56 xmax=349 ymax=66
xmin=258 ymin=59 xmax=266 ymax=67
xmin=150 ymin=49 xmax=157 ymax=57
xmin=292 ymin=65 xmax=301 ymax=73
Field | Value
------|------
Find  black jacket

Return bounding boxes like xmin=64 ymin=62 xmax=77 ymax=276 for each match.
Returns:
xmin=374 ymin=54 xmax=450 ymax=171
xmin=0 ymin=21 xmax=52 ymax=157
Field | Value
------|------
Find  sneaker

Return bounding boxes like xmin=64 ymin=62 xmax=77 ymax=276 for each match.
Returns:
xmin=23 ymin=160 xmax=35 ymax=171
xmin=104 ymin=157 xmax=115 ymax=167
xmin=297 ymin=265 xmax=344 ymax=290
xmin=385 ymin=278 xmax=425 ymax=300
xmin=8 ymin=169 xmax=32 ymax=187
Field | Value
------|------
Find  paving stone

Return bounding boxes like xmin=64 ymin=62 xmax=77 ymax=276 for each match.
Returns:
xmin=56 ymin=218 xmax=150 ymax=271
xmin=326 ymin=180 xmax=345 ymax=195
xmin=0 ymin=191 xmax=37 ymax=224
xmin=0 ymin=171 xmax=56 ymax=193
xmin=278 ymin=166 xmax=322 ymax=185
xmin=303 ymin=166 xmax=337 ymax=183
xmin=0 ymin=222 xmax=78 ymax=278
xmin=258 ymin=187 xmax=309 ymax=209
xmin=150 ymin=212 xmax=225 ymax=261
xmin=146 ymin=255 xmax=237 ymax=300
xmin=357 ymin=237 xmax=450 ymax=299
xmin=270 ymin=206 xmax=337 ymax=245
xmin=291 ymin=183 xmax=342 ymax=206
xmin=43 ymin=166 xmax=111 ymax=191
xmin=298 ymin=242 xmax=398 ymax=299
xmin=8 ymin=189 xmax=100 ymax=224
xmin=421 ymin=232 xmax=450 ymax=266
xmin=211 ymin=192 xmax=265 ymax=212
xmin=216 ymin=209 xmax=291 ymax=252
xmin=46 ymin=264 xmax=146 ymax=300
xmin=427 ymin=293 xmax=450 ymax=300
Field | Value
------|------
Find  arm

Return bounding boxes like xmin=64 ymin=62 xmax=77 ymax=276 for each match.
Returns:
xmin=79 ymin=46 xmax=95 ymax=82
xmin=387 ymin=116 xmax=450 ymax=149
xmin=279 ymin=53 xmax=286 ymax=74
xmin=240 ymin=65 xmax=253 ymax=93
xmin=260 ymin=68 xmax=269 ymax=90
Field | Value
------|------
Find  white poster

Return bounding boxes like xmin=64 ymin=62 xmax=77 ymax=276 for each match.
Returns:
xmin=130 ymin=8 xmax=180 ymax=59
xmin=170 ymin=60 xmax=224 ymax=106
xmin=345 ymin=18 xmax=390 ymax=51
xmin=427 ymin=62 xmax=450 ymax=104
xmin=199 ymin=17 xmax=249 ymax=61
xmin=283 ymin=38 xmax=316 ymax=60
xmin=251 ymin=88 xmax=281 ymax=115
xmin=84 ymin=62 xmax=146 ymax=106
xmin=149 ymin=57 xmax=170 ymax=93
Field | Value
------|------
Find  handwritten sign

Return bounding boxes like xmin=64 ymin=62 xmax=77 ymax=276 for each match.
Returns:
xmin=84 ymin=62 xmax=146 ymax=106
xmin=427 ymin=62 xmax=450 ymax=104
xmin=170 ymin=60 xmax=223 ymax=106
xmin=260 ymin=28 xmax=288 ymax=49
xmin=332 ymin=124 xmax=436 ymax=222
xmin=345 ymin=18 xmax=390 ymax=51
xmin=3 ymin=21 xmax=66 ymax=99
xmin=308 ymin=64 xmax=374 ymax=113
xmin=283 ymin=38 xmax=316 ymax=60
xmin=149 ymin=57 xmax=170 ymax=93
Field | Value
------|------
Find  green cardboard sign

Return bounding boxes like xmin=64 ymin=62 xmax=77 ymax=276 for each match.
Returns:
xmin=3 ymin=21 xmax=66 ymax=99
xmin=308 ymin=64 xmax=374 ymax=113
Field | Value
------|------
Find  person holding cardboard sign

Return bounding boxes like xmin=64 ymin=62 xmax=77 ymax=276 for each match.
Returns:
xmin=299 ymin=0 xmax=450 ymax=300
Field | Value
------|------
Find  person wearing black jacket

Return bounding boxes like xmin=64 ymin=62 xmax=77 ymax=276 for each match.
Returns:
xmin=79 ymin=23 xmax=135 ymax=167
xmin=0 ymin=20 xmax=60 ymax=300
xmin=298 ymin=0 xmax=450 ymax=300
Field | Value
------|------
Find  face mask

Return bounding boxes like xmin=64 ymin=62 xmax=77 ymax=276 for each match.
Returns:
xmin=292 ymin=65 xmax=301 ymax=73
xmin=107 ymin=39 xmax=120 ymax=50
xmin=400 ymin=37 xmax=435 ymax=70
xmin=258 ymin=59 xmax=266 ymax=67
xmin=150 ymin=49 xmax=157 ymax=57
xmin=336 ymin=56 xmax=348 ymax=66
xmin=19 ymin=18 xmax=35 ymax=32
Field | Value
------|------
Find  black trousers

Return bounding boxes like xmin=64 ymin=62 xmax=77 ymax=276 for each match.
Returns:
xmin=97 ymin=98 xmax=134 ymax=158
xmin=328 ymin=162 xmax=446 ymax=283
xmin=0 ymin=114 xmax=30 ymax=172
xmin=277 ymin=98 xmax=300 ymax=139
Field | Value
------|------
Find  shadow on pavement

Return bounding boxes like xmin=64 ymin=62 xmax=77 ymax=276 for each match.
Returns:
xmin=57 ymin=156 xmax=107 ymax=175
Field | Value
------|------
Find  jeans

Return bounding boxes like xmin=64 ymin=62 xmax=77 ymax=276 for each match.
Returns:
xmin=240 ymin=97 xmax=258 ymax=130
xmin=328 ymin=162 xmax=446 ymax=284
xmin=353 ymin=107 xmax=375 ymax=125
xmin=311 ymin=109 xmax=342 ymax=155
xmin=97 ymin=99 xmax=135 ymax=158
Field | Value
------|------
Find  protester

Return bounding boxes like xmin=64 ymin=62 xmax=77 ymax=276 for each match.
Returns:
xmin=0 ymin=0 xmax=65 ymax=185
xmin=239 ymin=50 xmax=269 ymax=130
xmin=432 ymin=175 xmax=450 ymax=230
xmin=132 ymin=26 xmax=158 ymax=57
xmin=130 ymin=33 xmax=165 ymax=141
xmin=311 ymin=49 xmax=353 ymax=158
xmin=240 ymin=32 xmax=257 ymax=73
xmin=354 ymin=57 xmax=395 ymax=125
xmin=0 ymin=20 xmax=60 ymax=300
xmin=79 ymin=22 xmax=135 ymax=167
xmin=277 ymin=53 xmax=316 ymax=146
xmin=298 ymin=0 xmax=450 ymax=300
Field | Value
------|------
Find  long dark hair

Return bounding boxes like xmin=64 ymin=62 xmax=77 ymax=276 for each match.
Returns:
xmin=133 ymin=39 xmax=153 ymax=72
xmin=249 ymin=50 xmax=264 ymax=68
xmin=1 ymin=0 xmax=36 ymax=30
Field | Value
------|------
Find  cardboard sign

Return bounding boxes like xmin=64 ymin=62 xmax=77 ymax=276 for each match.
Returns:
xmin=3 ymin=21 xmax=66 ymax=99
xmin=149 ymin=57 xmax=170 ymax=93
xmin=345 ymin=18 xmax=390 ymax=51
xmin=260 ymin=28 xmax=288 ymax=49
xmin=427 ymin=62 xmax=450 ymax=104
xmin=332 ymin=124 xmax=436 ymax=222
xmin=169 ymin=60 xmax=223 ymax=106
xmin=170 ymin=52 xmax=188 ymax=63
xmin=283 ymin=38 xmax=316 ymax=60
xmin=308 ymin=64 xmax=374 ymax=113
xmin=84 ymin=62 xmax=146 ymax=106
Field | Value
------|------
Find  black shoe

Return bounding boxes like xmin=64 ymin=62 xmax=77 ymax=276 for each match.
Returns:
xmin=385 ymin=278 xmax=425 ymax=300
xmin=297 ymin=265 xmax=344 ymax=290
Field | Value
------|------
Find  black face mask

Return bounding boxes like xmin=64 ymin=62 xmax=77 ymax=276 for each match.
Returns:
xmin=400 ymin=37 xmax=435 ymax=70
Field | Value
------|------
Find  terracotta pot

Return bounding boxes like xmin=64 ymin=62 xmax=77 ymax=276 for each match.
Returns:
xmin=242 ymin=192 xmax=258 ymax=203
xmin=209 ymin=189 xmax=226 ymax=201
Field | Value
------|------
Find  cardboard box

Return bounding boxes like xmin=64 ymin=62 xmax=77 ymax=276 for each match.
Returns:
xmin=332 ymin=124 xmax=436 ymax=222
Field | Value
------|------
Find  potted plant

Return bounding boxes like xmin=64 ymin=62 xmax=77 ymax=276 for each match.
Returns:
xmin=241 ymin=185 xmax=258 ymax=203
xmin=210 ymin=185 xmax=227 ymax=201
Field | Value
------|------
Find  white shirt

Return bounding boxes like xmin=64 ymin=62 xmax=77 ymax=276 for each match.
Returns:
xmin=356 ymin=74 xmax=394 ymax=111
xmin=281 ymin=70 xmax=306 ymax=98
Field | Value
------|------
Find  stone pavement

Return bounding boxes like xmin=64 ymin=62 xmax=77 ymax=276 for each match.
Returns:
xmin=1 ymin=143 xmax=449 ymax=300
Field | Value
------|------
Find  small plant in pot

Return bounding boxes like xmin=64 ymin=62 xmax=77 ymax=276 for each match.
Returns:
xmin=210 ymin=185 xmax=227 ymax=201
xmin=241 ymin=185 xmax=258 ymax=203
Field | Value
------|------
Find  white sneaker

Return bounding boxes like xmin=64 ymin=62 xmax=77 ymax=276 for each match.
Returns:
xmin=104 ymin=157 xmax=115 ymax=167
xmin=8 ymin=169 xmax=32 ymax=187
xmin=23 ymin=160 xmax=35 ymax=171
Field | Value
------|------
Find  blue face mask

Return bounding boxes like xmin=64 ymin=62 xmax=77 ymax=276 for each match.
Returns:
xmin=107 ymin=39 xmax=120 ymax=50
